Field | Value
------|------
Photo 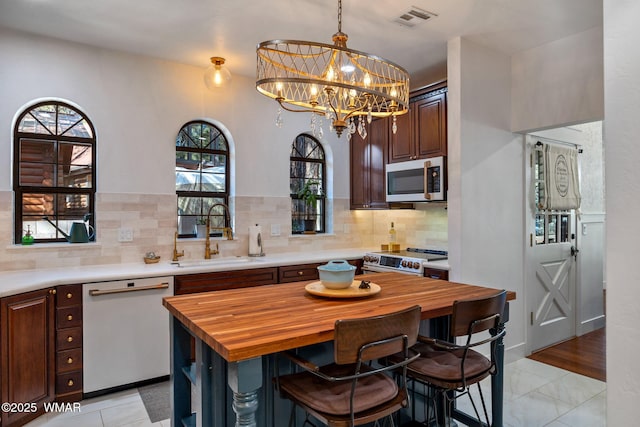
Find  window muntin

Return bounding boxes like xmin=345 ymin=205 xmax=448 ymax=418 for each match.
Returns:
xmin=176 ymin=121 xmax=229 ymax=237
xmin=290 ymin=134 xmax=325 ymax=234
xmin=14 ymin=101 xmax=96 ymax=243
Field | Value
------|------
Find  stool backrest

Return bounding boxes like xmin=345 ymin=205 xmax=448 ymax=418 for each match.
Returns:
xmin=451 ymin=290 xmax=507 ymax=338
xmin=334 ymin=305 xmax=421 ymax=365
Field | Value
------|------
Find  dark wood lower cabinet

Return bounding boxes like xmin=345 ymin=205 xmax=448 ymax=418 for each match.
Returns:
xmin=423 ymin=267 xmax=449 ymax=280
xmin=1 ymin=288 xmax=55 ymax=427
xmin=54 ymin=284 xmax=83 ymax=403
xmin=175 ymin=261 xmax=364 ymax=295
xmin=175 ymin=267 xmax=279 ymax=295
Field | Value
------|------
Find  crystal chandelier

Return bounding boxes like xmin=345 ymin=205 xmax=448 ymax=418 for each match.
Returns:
xmin=256 ymin=0 xmax=409 ymax=139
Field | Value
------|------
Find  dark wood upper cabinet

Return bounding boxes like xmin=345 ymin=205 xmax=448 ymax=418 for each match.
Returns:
xmin=388 ymin=81 xmax=448 ymax=163
xmin=387 ymin=111 xmax=413 ymax=163
xmin=414 ymin=90 xmax=447 ymax=158
xmin=349 ymin=117 xmax=389 ymax=209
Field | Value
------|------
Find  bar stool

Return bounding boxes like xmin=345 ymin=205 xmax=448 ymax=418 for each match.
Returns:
xmin=274 ymin=305 xmax=422 ymax=427
xmin=406 ymin=290 xmax=507 ymax=426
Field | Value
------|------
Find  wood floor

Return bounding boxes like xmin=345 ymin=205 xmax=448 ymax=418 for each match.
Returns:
xmin=527 ymin=327 xmax=606 ymax=382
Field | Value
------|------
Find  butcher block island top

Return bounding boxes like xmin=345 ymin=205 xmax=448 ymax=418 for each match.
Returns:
xmin=162 ymin=271 xmax=516 ymax=362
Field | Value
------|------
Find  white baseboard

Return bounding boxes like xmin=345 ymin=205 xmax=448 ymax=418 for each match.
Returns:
xmin=578 ymin=315 xmax=606 ymax=336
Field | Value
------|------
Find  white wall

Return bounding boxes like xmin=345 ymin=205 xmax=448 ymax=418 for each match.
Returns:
xmin=0 ymin=28 xmax=351 ymax=198
xmin=511 ymin=26 xmax=604 ymax=133
xmin=603 ymin=0 xmax=640 ymax=423
xmin=447 ymin=37 xmax=526 ymax=359
xmin=0 ymin=28 xmax=449 ymax=272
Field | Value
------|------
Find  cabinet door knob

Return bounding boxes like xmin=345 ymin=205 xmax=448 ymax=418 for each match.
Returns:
xmin=67 ymin=357 xmax=74 ymax=364
xmin=49 ymin=289 xmax=57 ymax=295
xmin=67 ymin=336 xmax=74 ymax=343
xmin=67 ymin=379 xmax=74 ymax=387
xmin=66 ymin=293 xmax=73 ymax=299
xmin=67 ymin=314 xmax=73 ymax=321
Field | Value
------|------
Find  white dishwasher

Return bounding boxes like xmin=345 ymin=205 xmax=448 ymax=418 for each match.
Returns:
xmin=82 ymin=276 xmax=174 ymax=394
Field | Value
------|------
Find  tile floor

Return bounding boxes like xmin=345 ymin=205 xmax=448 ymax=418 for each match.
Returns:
xmin=25 ymin=358 xmax=605 ymax=427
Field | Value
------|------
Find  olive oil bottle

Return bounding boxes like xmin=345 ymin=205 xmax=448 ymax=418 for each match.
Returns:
xmin=388 ymin=222 xmax=396 ymax=246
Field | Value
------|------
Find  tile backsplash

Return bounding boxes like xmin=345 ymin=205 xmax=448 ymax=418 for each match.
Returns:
xmin=0 ymin=192 xmax=447 ymax=272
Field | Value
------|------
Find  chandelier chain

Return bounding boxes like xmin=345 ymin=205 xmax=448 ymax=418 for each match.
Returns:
xmin=337 ymin=0 xmax=342 ymax=33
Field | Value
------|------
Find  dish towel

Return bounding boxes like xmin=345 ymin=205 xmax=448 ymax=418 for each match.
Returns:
xmin=543 ymin=144 xmax=581 ymax=210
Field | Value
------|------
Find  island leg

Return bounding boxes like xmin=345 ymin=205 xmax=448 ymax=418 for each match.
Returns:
xmin=228 ymin=357 xmax=262 ymax=427
xmin=170 ymin=317 xmax=193 ymax=427
xmin=490 ymin=302 xmax=509 ymax=427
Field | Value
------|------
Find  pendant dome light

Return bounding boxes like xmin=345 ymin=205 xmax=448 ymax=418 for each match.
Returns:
xmin=204 ymin=57 xmax=232 ymax=90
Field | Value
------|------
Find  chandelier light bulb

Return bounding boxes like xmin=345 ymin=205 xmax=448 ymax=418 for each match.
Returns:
xmin=363 ymin=72 xmax=371 ymax=88
xmin=326 ymin=66 xmax=335 ymax=82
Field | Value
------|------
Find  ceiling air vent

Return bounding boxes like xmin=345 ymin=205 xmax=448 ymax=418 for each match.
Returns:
xmin=394 ymin=6 xmax=437 ymax=28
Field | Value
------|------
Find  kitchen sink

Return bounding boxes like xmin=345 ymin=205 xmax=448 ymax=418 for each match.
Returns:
xmin=172 ymin=256 xmax=264 ymax=268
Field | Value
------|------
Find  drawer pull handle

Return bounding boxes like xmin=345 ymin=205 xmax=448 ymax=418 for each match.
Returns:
xmin=67 ymin=379 xmax=74 ymax=387
xmin=90 ymin=283 xmax=169 ymax=296
xmin=67 ymin=315 xmax=73 ymax=321
xmin=67 ymin=357 xmax=74 ymax=364
xmin=298 ymin=271 xmax=304 ymax=276
xmin=67 ymin=336 xmax=73 ymax=343
xmin=66 ymin=293 xmax=73 ymax=299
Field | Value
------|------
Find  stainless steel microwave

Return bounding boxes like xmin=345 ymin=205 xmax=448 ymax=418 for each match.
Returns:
xmin=386 ymin=157 xmax=446 ymax=202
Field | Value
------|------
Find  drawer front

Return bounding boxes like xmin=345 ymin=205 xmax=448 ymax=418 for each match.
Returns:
xmin=56 ymin=326 xmax=82 ymax=351
xmin=56 ymin=305 xmax=82 ymax=328
xmin=347 ymin=259 xmax=364 ymax=275
xmin=56 ymin=348 xmax=83 ymax=374
xmin=423 ymin=267 xmax=449 ymax=280
xmin=175 ymin=267 xmax=278 ymax=294
xmin=56 ymin=284 xmax=82 ymax=307
xmin=56 ymin=371 xmax=83 ymax=394
xmin=278 ymin=263 xmax=320 ymax=283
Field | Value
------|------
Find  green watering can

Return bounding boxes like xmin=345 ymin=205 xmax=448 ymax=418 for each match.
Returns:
xmin=43 ymin=214 xmax=94 ymax=243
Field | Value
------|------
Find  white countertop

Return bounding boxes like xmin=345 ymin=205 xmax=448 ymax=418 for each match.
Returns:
xmin=0 ymin=248 xmax=449 ymax=298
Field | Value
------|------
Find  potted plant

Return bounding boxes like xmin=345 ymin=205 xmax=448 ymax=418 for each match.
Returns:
xmin=297 ymin=179 xmax=322 ymax=233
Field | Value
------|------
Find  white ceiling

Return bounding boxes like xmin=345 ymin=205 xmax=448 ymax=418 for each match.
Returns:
xmin=0 ymin=0 xmax=602 ymax=84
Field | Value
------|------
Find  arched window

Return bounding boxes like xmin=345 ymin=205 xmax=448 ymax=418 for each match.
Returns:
xmin=290 ymin=134 xmax=325 ymax=234
xmin=175 ymin=121 xmax=230 ymax=238
xmin=13 ymin=101 xmax=96 ymax=243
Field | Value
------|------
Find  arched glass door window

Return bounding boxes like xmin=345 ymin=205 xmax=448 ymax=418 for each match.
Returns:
xmin=290 ymin=134 xmax=325 ymax=234
xmin=13 ymin=101 xmax=96 ymax=243
xmin=175 ymin=121 xmax=229 ymax=238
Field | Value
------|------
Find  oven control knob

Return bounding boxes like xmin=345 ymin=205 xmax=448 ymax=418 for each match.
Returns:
xmin=401 ymin=260 xmax=407 ymax=267
xmin=413 ymin=262 xmax=420 ymax=269
xmin=363 ymin=256 xmax=369 ymax=262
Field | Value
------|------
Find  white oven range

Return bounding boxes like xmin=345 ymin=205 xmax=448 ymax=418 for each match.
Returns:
xmin=362 ymin=248 xmax=448 ymax=276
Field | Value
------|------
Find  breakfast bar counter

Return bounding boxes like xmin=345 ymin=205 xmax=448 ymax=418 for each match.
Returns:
xmin=162 ymin=272 xmax=516 ymax=426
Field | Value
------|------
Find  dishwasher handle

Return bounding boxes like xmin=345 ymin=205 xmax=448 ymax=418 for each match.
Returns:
xmin=89 ymin=282 xmax=170 ymax=296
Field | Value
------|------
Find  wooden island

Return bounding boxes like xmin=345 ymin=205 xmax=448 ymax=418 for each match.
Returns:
xmin=163 ymin=272 xmax=515 ymax=427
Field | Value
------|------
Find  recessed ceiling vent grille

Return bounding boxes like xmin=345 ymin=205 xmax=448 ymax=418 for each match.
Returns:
xmin=394 ymin=6 xmax=437 ymax=28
